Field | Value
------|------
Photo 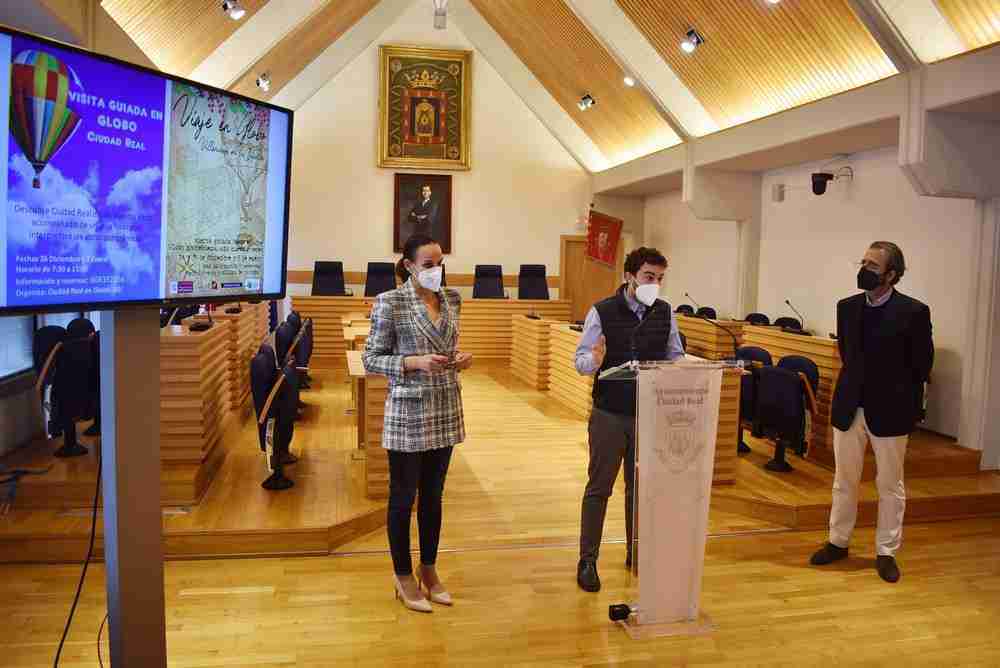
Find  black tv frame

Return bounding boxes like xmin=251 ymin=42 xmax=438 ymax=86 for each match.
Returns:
xmin=0 ymin=23 xmax=294 ymax=316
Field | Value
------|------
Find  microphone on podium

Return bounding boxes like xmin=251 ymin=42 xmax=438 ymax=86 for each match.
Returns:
xmin=784 ymin=299 xmax=807 ymax=330
xmin=693 ymin=311 xmax=740 ymax=360
xmin=684 ymin=292 xmax=702 ymax=310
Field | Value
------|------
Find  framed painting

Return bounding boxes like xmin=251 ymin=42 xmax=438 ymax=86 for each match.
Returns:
xmin=378 ymin=45 xmax=471 ymax=170
xmin=394 ymin=173 xmax=452 ymax=254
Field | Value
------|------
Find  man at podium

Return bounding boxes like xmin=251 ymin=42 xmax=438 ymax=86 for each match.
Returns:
xmin=573 ymin=247 xmax=685 ymax=592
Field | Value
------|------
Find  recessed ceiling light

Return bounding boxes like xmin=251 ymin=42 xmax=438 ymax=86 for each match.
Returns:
xmin=623 ymin=76 xmax=635 ymax=87
xmin=577 ymin=94 xmax=596 ymax=111
xmin=256 ymin=73 xmax=271 ymax=92
xmin=767 ymin=0 xmax=781 ymax=4
xmin=681 ymin=28 xmax=704 ymax=54
xmin=222 ymin=1 xmax=246 ymax=20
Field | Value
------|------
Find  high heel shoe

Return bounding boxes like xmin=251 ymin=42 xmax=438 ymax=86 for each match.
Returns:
xmin=418 ymin=566 xmax=453 ymax=606
xmin=393 ymin=575 xmax=432 ymax=613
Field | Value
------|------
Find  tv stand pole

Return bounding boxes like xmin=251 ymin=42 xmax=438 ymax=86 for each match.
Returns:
xmin=99 ymin=308 xmax=167 ymax=666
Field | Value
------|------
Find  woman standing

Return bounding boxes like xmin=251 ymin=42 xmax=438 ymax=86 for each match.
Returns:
xmin=362 ymin=234 xmax=472 ymax=613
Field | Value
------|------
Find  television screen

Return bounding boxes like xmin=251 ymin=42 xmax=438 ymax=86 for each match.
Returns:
xmin=0 ymin=26 xmax=292 ymax=315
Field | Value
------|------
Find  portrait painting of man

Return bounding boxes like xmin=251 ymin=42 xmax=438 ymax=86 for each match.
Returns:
xmin=394 ymin=173 xmax=452 ymax=253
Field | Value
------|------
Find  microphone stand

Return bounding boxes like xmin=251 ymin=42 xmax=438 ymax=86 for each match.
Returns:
xmin=694 ymin=313 xmax=740 ymax=360
xmin=784 ymin=299 xmax=807 ymax=331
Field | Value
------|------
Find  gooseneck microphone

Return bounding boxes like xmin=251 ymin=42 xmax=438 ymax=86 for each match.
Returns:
xmin=784 ymin=299 xmax=807 ymax=330
xmin=694 ymin=312 xmax=740 ymax=359
xmin=684 ymin=292 xmax=702 ymax=310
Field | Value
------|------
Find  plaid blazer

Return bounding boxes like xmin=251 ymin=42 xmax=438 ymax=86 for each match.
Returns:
xmin=362 ymin=278 xmax=466 ymax=452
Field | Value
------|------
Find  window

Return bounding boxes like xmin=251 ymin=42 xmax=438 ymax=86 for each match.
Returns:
xmin=0 ymin=315 xmax=35 ymax=381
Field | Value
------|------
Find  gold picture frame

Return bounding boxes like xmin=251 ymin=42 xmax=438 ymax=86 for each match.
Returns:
xmin=378 ymin=45 xmax=472 ymax=171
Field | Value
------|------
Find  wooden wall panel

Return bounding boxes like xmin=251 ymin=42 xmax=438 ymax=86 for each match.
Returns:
xmin=616 ymin=0 xmax=897 ymax=129
xmin=468 ymin=0 xmax=679 ymax=165
xmin=101 ymin=0 xmax=270 ymax=76
xmin=935 ymin=0 xmax=1000 ymax=50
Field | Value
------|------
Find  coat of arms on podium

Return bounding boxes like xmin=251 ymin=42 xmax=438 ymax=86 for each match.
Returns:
xmin=378 ymin=45 xmax=471 ymax=170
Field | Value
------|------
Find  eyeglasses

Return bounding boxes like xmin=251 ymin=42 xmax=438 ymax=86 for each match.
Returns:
xmin=854 ymin=260 xmax=883 ymax=272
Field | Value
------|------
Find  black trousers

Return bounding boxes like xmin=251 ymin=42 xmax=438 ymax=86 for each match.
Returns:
xmin=579 ymin=408 xmax=635 ymax=563
xmin=387 ymin=446 xmax=454 ymax=576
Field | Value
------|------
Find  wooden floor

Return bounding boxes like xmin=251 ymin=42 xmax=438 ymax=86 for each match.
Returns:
xmin=2 ymin=518 xmax=999 ymax=666
xmin=2 ymin=363 xmax=1000 ymax=664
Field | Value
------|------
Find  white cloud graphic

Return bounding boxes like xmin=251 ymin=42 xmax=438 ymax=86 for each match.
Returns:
xmin=107 ymin=166 xmax=161 ymax=216
xmin=7 ymin=153 xmax=159 ymax=290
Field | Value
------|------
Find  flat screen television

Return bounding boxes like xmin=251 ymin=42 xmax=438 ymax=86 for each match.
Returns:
xmin=0 ymin=25 xmax=292 ymax=315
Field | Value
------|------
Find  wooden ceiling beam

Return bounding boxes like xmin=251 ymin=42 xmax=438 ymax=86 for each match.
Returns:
xmin=846 ymin=0 xmax=920 ymax=72
xmin=226 ymin=0 xmax=381 ymax=102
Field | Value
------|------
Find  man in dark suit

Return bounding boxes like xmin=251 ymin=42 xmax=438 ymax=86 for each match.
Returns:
xmin=407 ymin=185 xmax=438 ymax=231
xmin=810 ymin=241 xmax=933 ymax=583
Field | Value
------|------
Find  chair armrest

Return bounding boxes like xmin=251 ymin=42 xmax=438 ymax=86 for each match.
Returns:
xmin=34 ymin=343 xmax=63 ymax=399
xmin=258 ymin=373 xmax=286 ymax=426
xmin=797 ymin=372 xmax=819 ymax=417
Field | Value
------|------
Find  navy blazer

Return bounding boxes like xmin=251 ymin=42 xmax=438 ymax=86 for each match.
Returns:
xmin=831 ymin=290 xmax=933 ymax=437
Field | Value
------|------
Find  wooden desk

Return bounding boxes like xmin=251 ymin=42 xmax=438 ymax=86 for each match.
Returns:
xmin=292 ymin=296 xmax=571 ymax=369
xmin=742 ymin=325 xmax=842 ymax=466
xmin=547 ymin=325 xmax=594 ymax=419
xmin=190 ymin=304 xmax=263 ymax=416
xmin=343 ymin=324 xmax=371 ymax=351
xmin=291 ymin=296 xmax=377 ymax=370
xmin=159 ymin=323 xmax=235 ymax=504
xmin=510 ymin=315 xmax=563 ymax=390
xmin=345 ymin=350 xmax=390 ymax=498
xmin=546 ymin=325 xmax=740 ymax=485
xmin=676 ymin=315 xmax=744 ymax=360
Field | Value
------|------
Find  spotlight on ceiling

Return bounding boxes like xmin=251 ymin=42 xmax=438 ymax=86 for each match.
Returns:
xmin=766 ymin=0 xmax=782 ymax=4
xmin=680 ymin=28 xmax=704 ymax=54
xmin=256 ymin=73 xmax=271 ymax=93
xmin=222 ymin=0 xmax=246 ymax=20
xmin=623 ymin=76 xmax=636 ymax=87
xmin=433 ymin=0 xmax=448 ymax=30
xmin=577 ymin=93 xmax=596 ymax=111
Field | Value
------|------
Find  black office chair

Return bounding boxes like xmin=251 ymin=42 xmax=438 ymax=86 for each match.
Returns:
xmin=473 ymin=265 xmax=505 ymax=299
xmin=297 ymin=319 xmax=314 ymax=389
xmin=312 ymin=261 xmax=351 ymax=296
xmin=744 ymin=312 xmax=770 ymax=326
xmin=675 ymin=304 xmax=694 ymax=315
xmin=365 ymin=262 xmax=397 ymax=297
xmin=517 ymin=264 xmax=549 ymax=300
xmin=695 ymin=306 xmax=717 ymax=319
xmin=83 ymin=324 xmax=101 ymax=437
xmin=275 ymin=321 xmax=296 ymax=368
xmin=774 ymin=316 xmax=802 ymax=330
xmin=735 ymin=346 xmax=773 ymax=454
xmin=268 ymin=301 xmax=278 ymax=332
xmin=287 ymin=311 xmax=302 ymax=338
xmin=755 ymin=366 xmax=804 ymax=473
xmin=250 ymin=344 xmax=293 ymax=490
xmin=50 ymin=319 xmax=96 ymax=458
xmin=777 ymin=355 xmax=820 ymax=457
xmin=34 ymin=325 xmax=67 ymax=439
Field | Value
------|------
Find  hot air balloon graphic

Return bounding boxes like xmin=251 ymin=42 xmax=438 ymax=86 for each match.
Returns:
xmin=9 ymin=50 xmax=84 ymax=189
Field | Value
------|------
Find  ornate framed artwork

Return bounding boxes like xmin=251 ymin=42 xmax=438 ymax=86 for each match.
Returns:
xmin=394 ymin=173 xmax=452 ymax=254
xmin=378 ymin=45 xmax=472 ymax=170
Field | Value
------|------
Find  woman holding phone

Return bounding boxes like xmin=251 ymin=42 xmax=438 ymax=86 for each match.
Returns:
xmin=362 ymin=234 xmax=473 ymax=613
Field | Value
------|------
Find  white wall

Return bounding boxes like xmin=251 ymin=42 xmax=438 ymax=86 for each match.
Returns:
xmin=286 ymin=0 xmax=590 ymax=279
xmin=759 ymin=147 xmax=978 ymax=437
xmin=644 ymin=191 xmax=741 ymax=318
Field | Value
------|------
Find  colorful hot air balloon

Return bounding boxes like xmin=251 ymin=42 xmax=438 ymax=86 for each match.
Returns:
xmin=9 ymin=50 xmax=83 ymax=189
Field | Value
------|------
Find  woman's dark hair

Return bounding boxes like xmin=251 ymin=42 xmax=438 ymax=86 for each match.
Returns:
xmin=395 ymin=234 xmax=440 ymax=282
xmin=624 ymin=246 xmax=668 ymax=275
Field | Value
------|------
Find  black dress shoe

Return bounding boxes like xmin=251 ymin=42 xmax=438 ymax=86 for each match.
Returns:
xmin=876 ymin=556 xmax=900 ymax=583
xmin=810 ymin=542 xmax=849 ymax=565
xmin=577 ymin=560 xmax=600 ymax=592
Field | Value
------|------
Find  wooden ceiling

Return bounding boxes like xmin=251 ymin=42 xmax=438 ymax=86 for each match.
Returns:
xmin=101 ymin=0 xmax=271 ymax=76
xmin=935 ymin=0 xmax=1000 ymax=51
xmin=615 ymin=0 xmax=898 ymax=129
xmin=228 ymin=0 xmax=381 ymax=101
xmin=468 ymin=0 xmax=679 ymax=166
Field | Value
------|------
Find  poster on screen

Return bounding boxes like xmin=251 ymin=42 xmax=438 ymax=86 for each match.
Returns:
xmin=0 ymin=30 xmax=289 ymax=310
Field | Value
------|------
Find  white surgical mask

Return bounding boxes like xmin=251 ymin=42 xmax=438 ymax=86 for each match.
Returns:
xmin=414 ymin=265 xmax=443 ymax=292
xmin=634 ymin=282 xmax=659 ymax=307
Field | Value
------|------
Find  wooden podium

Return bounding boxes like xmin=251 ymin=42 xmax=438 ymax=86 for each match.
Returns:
xmin=510 ymin=314 xmax=563 ymax=390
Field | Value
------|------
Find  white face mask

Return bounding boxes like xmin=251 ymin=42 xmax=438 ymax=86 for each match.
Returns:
xmin=413 ymin=265 xmax=443 ymax=292
xmin=634 ymin=282 xmax=659 ymax=307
